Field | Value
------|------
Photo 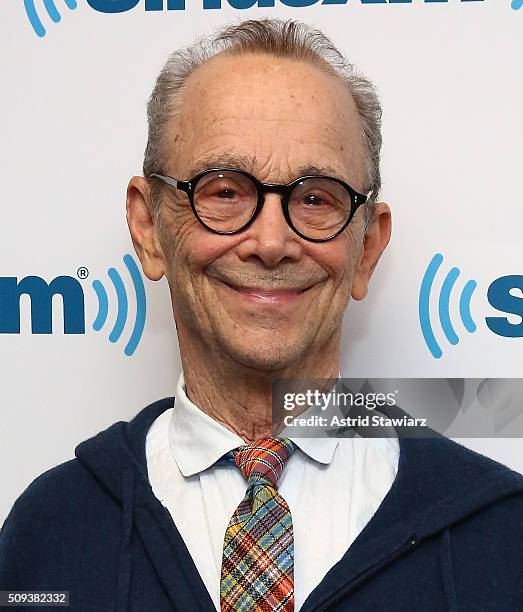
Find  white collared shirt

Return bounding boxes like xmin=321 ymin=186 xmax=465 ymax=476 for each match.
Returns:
xmin=145 ymin=373 xmax=400 ymax=610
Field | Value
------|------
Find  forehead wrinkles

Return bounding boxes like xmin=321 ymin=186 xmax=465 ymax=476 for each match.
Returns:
xmin=180 ymin=150 xmax=348 ymax=184
xmin=168 ymin=118 xmax=365 ymax=186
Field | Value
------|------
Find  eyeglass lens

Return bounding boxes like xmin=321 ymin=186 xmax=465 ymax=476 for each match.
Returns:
xmin=193 ymin=170 xmax=353 ymax=240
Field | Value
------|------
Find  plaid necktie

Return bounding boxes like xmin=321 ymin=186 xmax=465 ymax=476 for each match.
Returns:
xmin=220 ymin=437 xmax=297 ymax=612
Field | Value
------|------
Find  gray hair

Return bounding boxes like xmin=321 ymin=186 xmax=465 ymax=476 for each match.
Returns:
xmin=143 ymin=18 xmax=382 ymax=232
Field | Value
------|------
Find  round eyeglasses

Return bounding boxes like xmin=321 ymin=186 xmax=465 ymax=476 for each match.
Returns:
xmin=149 ymin=167 xmax=371 ymax=243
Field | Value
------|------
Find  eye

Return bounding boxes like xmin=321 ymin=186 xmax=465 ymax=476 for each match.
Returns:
xmin=302 ymin=193 xmax=326 ymax=207
xmin=215 ymin=187 xmax=238 ymax=199
xmin=199 ymin=177 xmax=248 ymax=200
xmin=298 ymin=190 xmax=339 ymax=209
xmin=199 ymin=180 xmax=243 ymax=201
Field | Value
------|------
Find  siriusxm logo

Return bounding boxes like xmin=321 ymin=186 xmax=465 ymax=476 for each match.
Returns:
xmin=24 ymin=0 xmax=78 ymax=37
xmin=0 ymin=253 xmax=146 ymax=357
xmin=419 ymin=253 xmax=523 ymax=359
xmin=25 ymin=0 xmax=520 ymax=39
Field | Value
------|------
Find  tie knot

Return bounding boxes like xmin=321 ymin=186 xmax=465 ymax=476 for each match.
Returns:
xmin=233 ymin=437 xmax=297 ymax=488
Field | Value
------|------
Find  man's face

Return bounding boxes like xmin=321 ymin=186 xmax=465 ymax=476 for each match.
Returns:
xmin=139 ymin=52 xmax=385 ymax=370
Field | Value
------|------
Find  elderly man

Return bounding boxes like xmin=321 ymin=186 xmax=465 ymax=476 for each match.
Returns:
xmin=1 ymin=17 xmax=523 ymax=612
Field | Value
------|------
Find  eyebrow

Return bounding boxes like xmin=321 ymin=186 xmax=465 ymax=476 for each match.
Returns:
xmin=294 ymin=164 xmax=346 ymax=182
xmin=185 ymin=154 xmax=257 ymax=178
xmin=184 ymin=154 xmax=347 ymax=184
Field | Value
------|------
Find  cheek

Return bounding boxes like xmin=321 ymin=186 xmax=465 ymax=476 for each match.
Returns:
xmin=186 ymin=233 xmax=232 ymax=270
xmin=159 ymin=211 xmax=237 ymax=285
xmin=158 ymin=199 xmax=208 ymax=264
xmin=310 ymin=233 xmax=360 ymax=286
xmin=341 ymin=227 xmax=364 ymax=270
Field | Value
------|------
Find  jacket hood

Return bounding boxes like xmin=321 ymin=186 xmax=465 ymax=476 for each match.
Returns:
xmin=74 ymin=397 xmax=523 ymax=611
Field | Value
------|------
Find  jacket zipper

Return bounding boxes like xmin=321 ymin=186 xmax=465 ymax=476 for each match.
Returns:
xmin=317 ymin=533 xmax=418 ymax=612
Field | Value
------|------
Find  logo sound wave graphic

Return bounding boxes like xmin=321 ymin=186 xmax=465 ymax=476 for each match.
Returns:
xmin=91 ymin=254 xmax=146 ymax=357
xmin=22 ymin=1 xmax=520 ymax=39
xmin=419 ymin=253 xmax=478 ymax=359
xmin=24 ymin=0 xmax=77 ymax=38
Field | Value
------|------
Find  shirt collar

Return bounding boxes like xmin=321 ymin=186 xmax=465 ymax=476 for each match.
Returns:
xmin=169 ymin=371 xmax=341 ymax=477
xmin=282 ymin=373 xmax=342 ymax=464
xmin=169 ymin=373 xmax=245 ymax=477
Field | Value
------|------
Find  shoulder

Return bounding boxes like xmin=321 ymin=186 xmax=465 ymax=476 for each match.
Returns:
xmin=0 ymin=458 xmax=112 ymax=586
xmin=4 ymin=458 xmax=96 ymax=518
xmin=1 ymin=457 xmax=111 ymax=546
xmin=401 ymin=432 xmax=523 ymax=495
xmin=441 ymin=440 xmax=523 ymax=527
xmin=415 ymin=436 xmax=523 ymax=549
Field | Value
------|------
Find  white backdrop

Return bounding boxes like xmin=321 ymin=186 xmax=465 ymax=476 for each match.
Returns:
xmin=1 ymin=0 xmax=522 ymax=524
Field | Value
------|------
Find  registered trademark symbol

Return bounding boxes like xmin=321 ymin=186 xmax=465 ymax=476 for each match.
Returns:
xmin=77 ymin=267 xmax=89 ymax=279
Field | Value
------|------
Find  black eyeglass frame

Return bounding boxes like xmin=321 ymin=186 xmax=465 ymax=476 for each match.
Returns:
xmin=148 ymin=167 xmax=371 ymax=243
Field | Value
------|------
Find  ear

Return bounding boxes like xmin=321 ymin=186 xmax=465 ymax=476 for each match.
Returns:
xmin=351 ymin=202 xmax=392 ymax=301
xmin=126 ymin=176 xmax=166 ymax=281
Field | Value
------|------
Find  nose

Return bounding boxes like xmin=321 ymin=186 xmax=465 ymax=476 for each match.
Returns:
xmin=235 ymin=192 xmax=303 ymax=268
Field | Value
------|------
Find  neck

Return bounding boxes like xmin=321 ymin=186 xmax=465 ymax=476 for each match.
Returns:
xmin=177 ymin=327 xmax=341 ymax=444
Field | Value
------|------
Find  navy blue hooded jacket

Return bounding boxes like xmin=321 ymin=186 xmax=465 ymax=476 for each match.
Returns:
xmin=1 ymin=397 xmax=523 ymax=611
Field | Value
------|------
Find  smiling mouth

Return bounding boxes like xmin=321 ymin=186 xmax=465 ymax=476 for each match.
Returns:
xmin=216 ymin=278 xmax=315 ymax=303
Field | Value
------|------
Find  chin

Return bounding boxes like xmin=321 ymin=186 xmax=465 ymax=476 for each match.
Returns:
xmin=222 ymin=334 xmax=309 ymax=373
